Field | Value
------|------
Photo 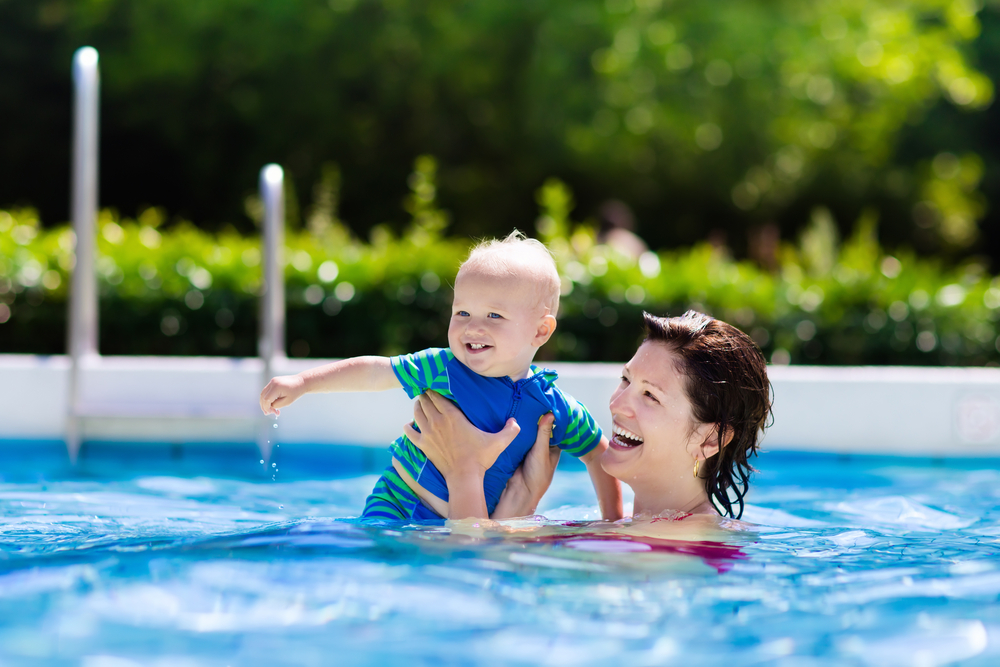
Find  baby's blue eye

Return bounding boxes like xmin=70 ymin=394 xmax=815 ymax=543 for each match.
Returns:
xmin=488 ymin=313 xmax=502 ymax=319
xmin=456 ymin=310 xmax=470 ymax=317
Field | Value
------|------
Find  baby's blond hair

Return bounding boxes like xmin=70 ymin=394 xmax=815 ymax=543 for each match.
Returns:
xmin=459 ymin=230 xmax=561 ymax=316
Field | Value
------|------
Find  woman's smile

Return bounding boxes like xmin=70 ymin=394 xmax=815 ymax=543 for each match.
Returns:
xmin=610 ymin=421 xmax=644 ymax=449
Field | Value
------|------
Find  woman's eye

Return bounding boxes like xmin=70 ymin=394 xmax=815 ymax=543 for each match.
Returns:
xmin=644 ymin=391 xmax=660 ymax=403
xmin=619 ymin=375 xmax=630 ymax=385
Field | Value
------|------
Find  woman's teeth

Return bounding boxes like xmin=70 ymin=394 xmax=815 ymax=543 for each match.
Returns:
xmin=613 ymin=424 xmax=643 ymax=446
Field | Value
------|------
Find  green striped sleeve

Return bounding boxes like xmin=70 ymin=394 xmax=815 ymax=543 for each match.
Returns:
xmin=554 ymin=393 xmax=603 ymax=457
xmin=390 ymin=348 xmax=455 ymax=399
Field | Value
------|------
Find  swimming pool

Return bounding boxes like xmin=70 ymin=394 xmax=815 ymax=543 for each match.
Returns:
xmin=1 ymin=443 xmax=998 ymax=666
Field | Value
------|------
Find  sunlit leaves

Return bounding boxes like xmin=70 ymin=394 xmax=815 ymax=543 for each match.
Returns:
xmin=573 ymin=0 xmax=992 ymax=223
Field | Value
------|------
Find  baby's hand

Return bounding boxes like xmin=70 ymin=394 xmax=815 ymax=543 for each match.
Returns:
xmin=259 ymin=375 xmax=306 ymax=416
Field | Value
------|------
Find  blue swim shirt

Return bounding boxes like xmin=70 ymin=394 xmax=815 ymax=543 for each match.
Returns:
xmin=389 ymin=347 xmax=603 ymax=516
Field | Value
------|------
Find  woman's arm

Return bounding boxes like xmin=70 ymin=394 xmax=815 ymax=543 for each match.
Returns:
xmin=580 ymin=439 xmax=624 ymax=520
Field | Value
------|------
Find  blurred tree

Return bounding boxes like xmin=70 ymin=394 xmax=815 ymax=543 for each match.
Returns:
xmin=574 ymin=0 xmax=992 ymax=247
xmin=0 ymin=0 xmax=994 ymax=261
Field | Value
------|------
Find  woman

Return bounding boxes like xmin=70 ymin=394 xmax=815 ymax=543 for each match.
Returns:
xmin=403 ymin=311 xmax=772 ymax=525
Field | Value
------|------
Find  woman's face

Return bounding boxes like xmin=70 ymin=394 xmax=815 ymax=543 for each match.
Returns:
xmin=601 ymin=341 xmax=709 ymax=485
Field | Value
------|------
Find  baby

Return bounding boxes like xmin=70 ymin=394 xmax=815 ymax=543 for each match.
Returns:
xmin=259 ymin=231 xmax=623 ymax=521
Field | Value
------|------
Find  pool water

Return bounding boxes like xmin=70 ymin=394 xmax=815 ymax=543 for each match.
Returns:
xmin=1 ymin=444 xmax=998 ymax=666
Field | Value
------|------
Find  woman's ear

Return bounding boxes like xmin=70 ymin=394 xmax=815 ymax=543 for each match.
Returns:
xmin=532 ymin=313 xmax=557 ymax=347
xmin=689 ymin=423 xmax=733 ymax=460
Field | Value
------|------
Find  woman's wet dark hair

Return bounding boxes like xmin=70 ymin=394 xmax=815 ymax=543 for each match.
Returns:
xmin=642 ymin=310 xmax=773 ymax=519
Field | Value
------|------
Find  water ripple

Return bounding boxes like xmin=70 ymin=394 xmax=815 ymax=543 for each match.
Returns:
xmin=0 ymin=458 xmax=997 ymax=665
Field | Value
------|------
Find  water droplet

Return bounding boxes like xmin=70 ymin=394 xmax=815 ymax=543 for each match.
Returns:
xmin=279 ymin=505 xmax=284 ymax=509
xmin=273 ymin=423 xmax=278 ymax=428
xmin=259 ymin=460 xmax=264 ymax=464
xmin=272 ymin=463 xmax=276 ymax=467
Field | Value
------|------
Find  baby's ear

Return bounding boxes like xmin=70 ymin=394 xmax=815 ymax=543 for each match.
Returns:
xmin=533 ymin=314 xmax=558 ymax=347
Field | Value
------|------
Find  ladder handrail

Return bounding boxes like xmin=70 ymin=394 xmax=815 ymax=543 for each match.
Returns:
xmin=66 ymin=46 xmax=100 ymax=463
xmin=259 ymin=164 xmax=286 ymax=372
xmin=68 ymin=46 xmax=100 ymax=360
xmin=257 ymin=164 xmax=286 ymax=462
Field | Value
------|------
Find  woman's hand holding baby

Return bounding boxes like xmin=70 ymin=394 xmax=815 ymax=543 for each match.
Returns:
xmin=492 ymin=412 xmax=559 ymax=519
xmin=259 ymin=375 xmax=307 ymax=416
xmin=405 ymin=390 xmax=519 ymax=478
xmin=404 ymin=390 xmax=521 ymax=519
xmin=404 ymin=391 xmax=560 ymax=519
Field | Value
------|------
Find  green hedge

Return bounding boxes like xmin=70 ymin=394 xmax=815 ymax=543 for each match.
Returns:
xmin=2 ymin=178 xmax=1000 ymax=365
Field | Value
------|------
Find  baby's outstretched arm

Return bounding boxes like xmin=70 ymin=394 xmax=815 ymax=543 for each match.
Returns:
xmin=580 ymin=438 xmax=624 ymax=521
xmin=259 ymin=356 xmax=401 ymax=416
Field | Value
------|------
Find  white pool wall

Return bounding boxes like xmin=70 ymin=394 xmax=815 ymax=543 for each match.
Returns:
xmin=2 ymin=354 xmax=1000 ymax=456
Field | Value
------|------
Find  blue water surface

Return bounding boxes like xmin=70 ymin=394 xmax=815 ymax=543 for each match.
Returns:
xmin=0 ymin=441 xmax=998 ymax=666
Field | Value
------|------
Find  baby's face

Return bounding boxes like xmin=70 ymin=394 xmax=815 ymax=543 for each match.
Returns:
xmin=448 ymin=269 xmax=551 ymax=380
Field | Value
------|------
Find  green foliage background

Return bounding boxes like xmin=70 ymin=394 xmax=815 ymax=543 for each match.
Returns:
xmin=4 ymin=161 xmax=1000 ymax=366
xmin=4 ymin=0 xmax=1000 ymax=364
xmin=1 ymin=0 xmax=999 ymax=257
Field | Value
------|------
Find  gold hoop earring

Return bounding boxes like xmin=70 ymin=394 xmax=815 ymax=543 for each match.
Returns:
xmin=693 ymin=459 xmax=700 ymax=479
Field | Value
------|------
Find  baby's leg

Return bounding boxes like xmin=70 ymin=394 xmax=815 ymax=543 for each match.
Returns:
xmin=361 ymin=466 xmax=422 ymax=519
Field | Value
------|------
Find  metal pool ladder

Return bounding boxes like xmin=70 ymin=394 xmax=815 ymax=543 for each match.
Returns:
xmin=65 ymin=47 xmax=286 ymax=463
